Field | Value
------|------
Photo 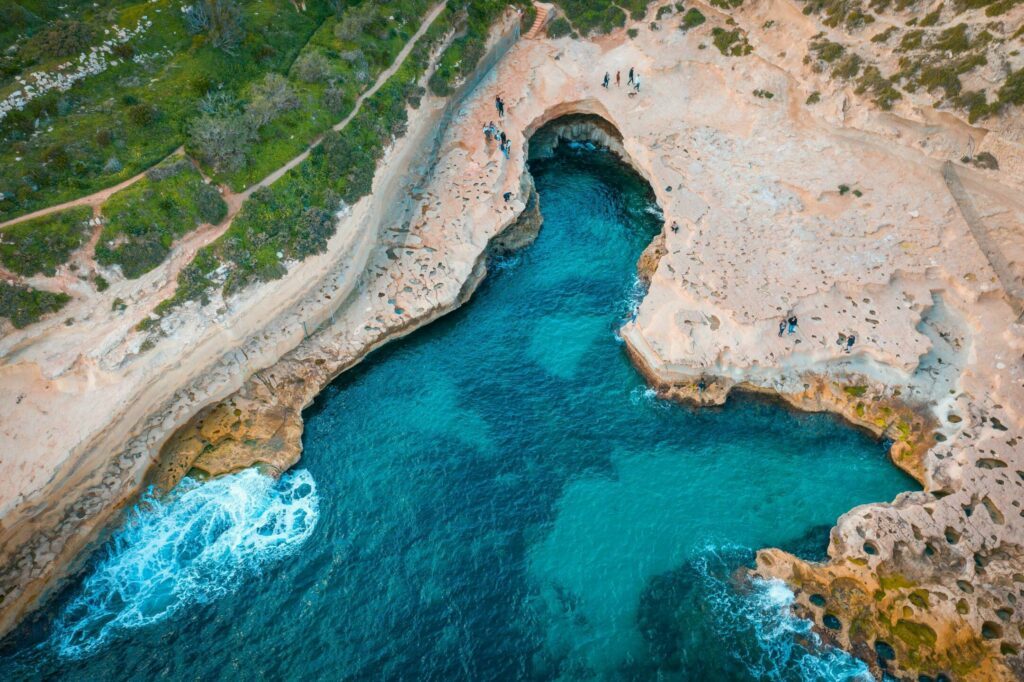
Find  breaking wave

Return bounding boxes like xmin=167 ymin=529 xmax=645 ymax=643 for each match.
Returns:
xmin=52 ymin=468 xmax=318 ymax=659
xmin=696 ymin=547 xmax=872 ymax=681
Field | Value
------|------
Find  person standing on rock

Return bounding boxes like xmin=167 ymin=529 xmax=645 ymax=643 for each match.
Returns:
xmin=628 ymin=67 xmax=634 ymax=85
xmin=495 ymin=95 xmax=504 ymax=117
xmin=634 ymin=74 xmax=641 ymax=93
xmin=484 ymin=122 xmax=493 ymax=142
xmin=500 ymin=130 xmax=507 ymax=146
xmin=787 ymin=315 xmax=798 ymax=334
xmin=616 ymin=70 xmax=621 ymax=87
xmin=846 ymin=334 xmax=856 ymax=353
xmin=602 ymin=72 xmax=610 ymax=88
xmin=501 ymin=139 xmax=511 ymax=159
xmin=778 ymin=320 xmax=786 ymax=337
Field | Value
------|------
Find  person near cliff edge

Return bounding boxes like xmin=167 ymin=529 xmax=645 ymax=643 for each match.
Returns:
xmin=616 ymin=70 xmax=621 ymax=87
xmin=495 ymin=95 xmax=504 ymax=117
xmin=602 ymin=72 xmax=610 ymax=88
xmin=787 ymin=315 xmax=798 ymax=334
xmin=628 ymin=67 xmax=634 ymax=85
xmin=484 ymin=122 xmax=493 ymax=142
xmin=634 ymin=74 xmax=641 ymax=93
xmin=846 ymin=334 xmax=856 ymax=353
xmin=500 ymin=130 xmax=507 ymax=146
xmin=778 ymin=320 xmax=786 ymax=337
xmin=501 ymin=139 xmax=511 ymax=159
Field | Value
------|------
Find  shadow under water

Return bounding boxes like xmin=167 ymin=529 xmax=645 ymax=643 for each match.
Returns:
xmin=0 ymin=137 xmax=916 ymax=681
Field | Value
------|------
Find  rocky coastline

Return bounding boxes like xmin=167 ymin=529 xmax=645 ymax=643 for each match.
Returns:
xmin=1 ymin=2 xmax=1023 ymax=679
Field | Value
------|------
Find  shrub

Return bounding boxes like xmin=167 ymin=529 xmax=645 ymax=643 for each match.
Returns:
xmin=323 ymin=80 xmax=351 ymax=116
xmin=97 ymin=161 xmax=226 ymax=278
xmin=33 ymin=19 xmax=92 ymax=58
xmin=293 ymin=50 xmax=331 ymax=83
xmin=189 ymin=109 xmax=255 ymax=173
xmin=0 ymin=282 xmax=70 ymax=329
xmin=711 ymin=27 xmax=752 ymax=56
xmin=94 ymin=275 xmax=109 ymax=292
xmin=0 ymin=207 xmax=91 ymax=277
xmin=127 ymin=103 xmax=159 ymax=127
xmin=547 ymin=16 xmax=573 ymax=38
xmin=681 ymin=8 xmax=706 ymax=30
xmin=197 ymin=184 xmax=228 ymax=224
xmin=806 ymin=91 xmax=821 ymax=104
xmin=245 ymin=73 xmax=299 ymax=128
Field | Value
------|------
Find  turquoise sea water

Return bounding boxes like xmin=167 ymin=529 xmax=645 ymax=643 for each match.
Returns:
xmin=0 ymin=144 xmax=916 ymax=680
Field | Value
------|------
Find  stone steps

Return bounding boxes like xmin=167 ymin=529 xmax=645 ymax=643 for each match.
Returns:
xmin=524 ymin=2 xmax=553 ymax=39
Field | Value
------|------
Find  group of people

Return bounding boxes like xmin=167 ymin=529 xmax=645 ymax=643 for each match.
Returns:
xmin=601 ymin=66 xmax=641 ymax=94
xmin=483 ymin=120 xmax=511 ymax=158
xmin=484 ymin=95 xmax=512 ymax=158
xmin=777 ymin=315 xmax=858 ymax=354
xmin=778 ymin=315 xmax=798 ymax=336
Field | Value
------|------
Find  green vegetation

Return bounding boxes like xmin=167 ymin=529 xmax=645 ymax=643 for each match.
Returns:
xmin=806 ymin=91 xmax=822 ymax=104
xmin=429 ymin=0 xmax=531 ymax=96
xmin=811 ymin=39 xmax=845 ymax=62
xmin=710 ymin=0 xmax=744 ymax=8
xmin=0 ymin=206 xmax=91 ymax=276
xmin=0 ymin=0 xmax=442 ymax=221
xmin=1 ymin=0 xmax=333 ymax=221
xmin=753 ymin=88 xmax=774 ymax=99
xmin=680 ymin=8 xmax=707 ymax=30
xmin=711 ymin=27 xmax=752 ymax=56
xmin=549 ymin=0 xmax=643 ymax=36
xmin=96 ymin=158 xmax=227 ymax=278
xmin=0 ymin=281 xmax=70 ymax=328
xmin=547 ymin=16 xmax=574 ymax=38
xmin=871 ymin=26 xmax=897 ymax=43
xmin=147 ymin=0 xmax=451 ymax=323
xmin=856 ymin=65 xmax=902 ymax=109
xmin=843 ymin=384 xmax=867 ymax=396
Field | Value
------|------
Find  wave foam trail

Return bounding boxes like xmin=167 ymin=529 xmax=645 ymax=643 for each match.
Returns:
xmin=52 ymin=468 xmax=318 ymax=659
xmin=697 ymin=548 xmax=872 ymax=682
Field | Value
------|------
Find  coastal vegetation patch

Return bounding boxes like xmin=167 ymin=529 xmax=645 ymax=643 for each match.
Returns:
xmin=798 ymin=0 xmax=1024 ymax=122
xmin=0 ymin=0 xmax=440 ymax=221
xmin=0 ymin=205 xmax=91 ymax=277
xmin=96 ymin=158 xmax=226 ymax=279
xmin=0 ymin=280 xmax=70 ymax=328
xmin=143 ymin=0 xmax=452 ymax=326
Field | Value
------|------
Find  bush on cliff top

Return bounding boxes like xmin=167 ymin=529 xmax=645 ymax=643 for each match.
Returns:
xmin=0 ymin=281 xmax=70 ymax=329
xmin=0 ymin=206 xmax=92 ymax=277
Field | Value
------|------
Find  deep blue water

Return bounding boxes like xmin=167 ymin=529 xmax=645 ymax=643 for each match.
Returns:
xmin=0 ymin=144 xmax=915 ymax=680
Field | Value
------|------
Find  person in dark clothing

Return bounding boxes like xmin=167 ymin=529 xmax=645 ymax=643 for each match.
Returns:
xmin=499 ymin=130 xmax=507 ymax=145
xmin=495 ymin=95 xmax=504 ymax=117
xmin=602 ymin=72 xmax=610 ymax=88
xmin=778 ymin=320 xmax=786 ymax=337
xmin=616 ymin=70 xmax=621 ymax=87
xmin=503 ymin=191 xmax=512 ymax=202
xmin=787 ymin=315 xmax=798 ymax=334
xmin=845 ymin=335 xmax=856 ymax=353
xmin=628 ymin=67 xmax=634 ymax=85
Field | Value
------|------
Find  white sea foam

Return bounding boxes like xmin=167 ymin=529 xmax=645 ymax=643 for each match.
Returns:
xmin=52 ymin=468 xmax=318 ymax=659
xmin=697 ymin=547 xmax=872 ymax=681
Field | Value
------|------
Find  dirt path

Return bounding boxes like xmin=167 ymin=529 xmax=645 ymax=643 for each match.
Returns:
xmin=0 ymin=147 xmax=186 ymax=230
xmin=0 ymin=1 xmax=448 ymax=236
